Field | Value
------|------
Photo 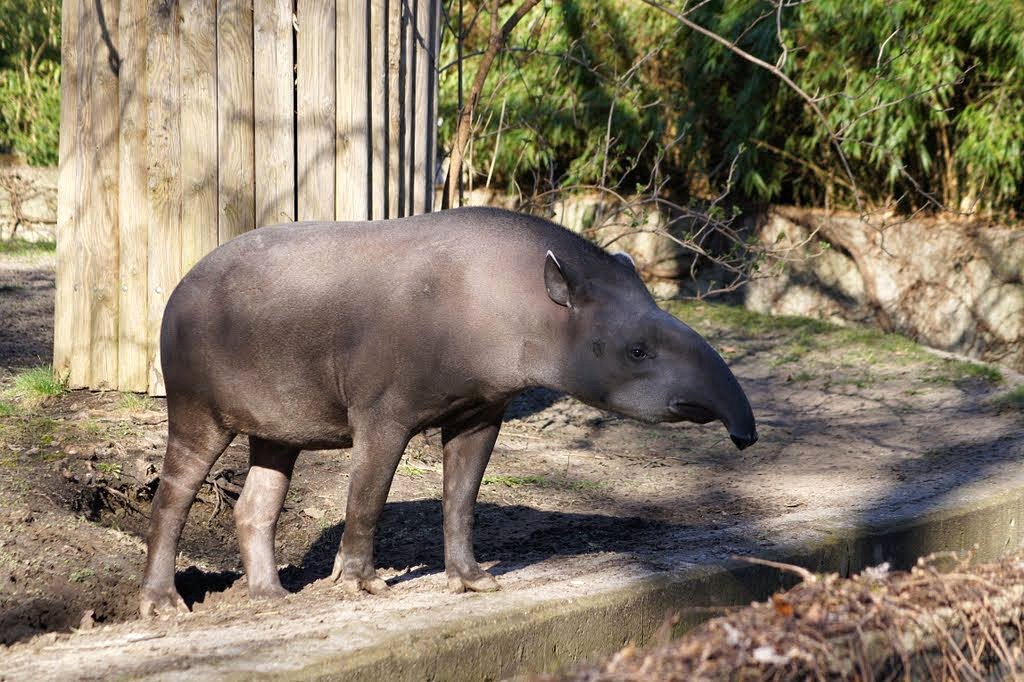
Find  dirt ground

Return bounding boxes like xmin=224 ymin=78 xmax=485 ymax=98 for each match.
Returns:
xmin=1 ymin=247 xmax=1022 ymax=675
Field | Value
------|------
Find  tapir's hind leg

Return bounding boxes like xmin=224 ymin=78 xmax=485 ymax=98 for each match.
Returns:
xmin=140 ymin=408 xmax=234 ymax=618
xmin=235 ymin=437 xmax=299 ymax=599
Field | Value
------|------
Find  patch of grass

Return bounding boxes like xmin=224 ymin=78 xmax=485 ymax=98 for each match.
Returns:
xmin=8 ymin=366 xmax=68 ymax=406
xmin=788 ymin=371 xmax=816 ymax=383
xmin=80 ymin=419 xmax=106 ymax=436
xmin=0 ymin=401 xmax=15 ymax=417
xmin=95 ymin=462 xmax=122 ymax=478
xmin=68 ymin=568 xmax=94 ymax=583
xmin=117 ymin=392 xmax=156 ymax=412
xmin=481 ymin=473 xmax=604 ymax=491
xmin=482 ymin=474 xmax=548 ymax=488
xmin=0 ymin=238 xmax=56 ymax=256
xmin=926 ymin=359 xmax=1003 ymax=386
xmin=993 ymin=386 xmax=1024 ymax=412
xmin=23 ymin=416 xmax=58 ymax=447
xmin=397 ymin=463 xmax=426 ymax=477
xmin=667 ymin=301 xmax=834 ymax=336
xmin=560 ymin=478 xmax=605 ymax=491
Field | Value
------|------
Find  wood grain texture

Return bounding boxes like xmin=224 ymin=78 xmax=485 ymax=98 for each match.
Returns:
xmin=386 ymin=0 xmax=402 ymax=218
xmin=117 ymin=0 xmax=149 ymax=391
xmin=336 ymin=0 xmax=370 ymax=221
xmin=217 ymin=0 xmax=255 ymax=242
xmin=297 ymin=0 xmax=336 ymax=221
xmin=146 ymin=0 xmax=182 ymax=395
xmin=368 ymin=0 xmax=387 ymax=219
xmin=85 ymin=0 xmax=122 ymax=390
xmin=179 ymin=0 xmax=218 ymax=273
xmin=429 ymin=0 xmax=440 ymax=211
xmin=412 ymin=0 xmax=438 ymax=214
xmin=402 ymin=0 xmax=414 ymax=216
xmin=54 ymin=0 xmax=83 ymax=383
xmin=254 ymin=0 xmax=295 ymax=227
xmin=66 ymin=0 xmax=94 ymax=388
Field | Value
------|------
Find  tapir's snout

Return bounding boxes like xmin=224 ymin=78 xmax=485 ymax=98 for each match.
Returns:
xmin=730 ymin=431 xmax=758 ymax=451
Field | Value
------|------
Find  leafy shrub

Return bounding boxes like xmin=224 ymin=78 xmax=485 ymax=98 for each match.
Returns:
xmin=0 ymin=62 xmax=61 ymax=166
xmin=0 ymin=0 xmax=61 ymax=166
xmin=442 ymin=0 xmax=1024 ymax=217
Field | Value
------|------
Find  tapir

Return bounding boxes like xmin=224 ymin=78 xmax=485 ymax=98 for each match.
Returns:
xmin=140 ymin=206 xmax=757 ymax=617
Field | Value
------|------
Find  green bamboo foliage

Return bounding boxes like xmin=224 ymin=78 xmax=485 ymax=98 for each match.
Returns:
xmin=442 ymin=0 xmax=1024 ymax=217
xmin=0 ymin=0 xmax=61 ymax=165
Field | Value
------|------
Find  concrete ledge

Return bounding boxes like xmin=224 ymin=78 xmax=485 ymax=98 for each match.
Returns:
xmin=267 ymin=485 xmax=1024 ymax=681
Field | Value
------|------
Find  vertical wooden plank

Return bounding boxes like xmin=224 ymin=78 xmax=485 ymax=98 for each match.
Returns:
xmin=86 ymin=0 xmax=121 ymax=389
xmin=336 ymin=0 xmax=370 ymax=221
xmin=386 ymin=1 xmax=402 ymax=218
xmin=146 ymin=0 xmax=182 ymax=395
xmin=218 ymin=0 xmax=255 ymax=242
xmin=368 ymin=0 xmax=387 ymax=219
xmin=54 ymin=0 xmax=83 ymax=383
xmin=411 ymin=0 xmax=437 ymax=214
xmin=179 ymin=0 xmax=218 ymax=272
xmin=254 ymin=0 xmax=295 ymax=227
xmin=401 ymin=0 xmax=414 ymax=216
xmin=66 ymin=0 xmax=94 ymax=388
xmin=118 ymin=0 xmax=149 ymax=391
xmin=297 ymin=0 xmax=336 ymax=221
xmin=428 ymin=0 xmax=440 ymax=211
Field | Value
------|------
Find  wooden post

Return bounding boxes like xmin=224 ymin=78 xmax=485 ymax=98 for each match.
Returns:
xmin=179 ymin=0 xmax=219 ymax=273
xmin=297 ymin=0 xmax=337 ymax=221
xmin=87 ymin=0 xmax=121 ymax=390
xmin=217 ymin=0 xmax=255 ymax=242
xmin=254 ymin=0 xmax=295 ymax=227
xmin=116 ymin=0 xmax=149 ymax=391
xmin=337 ymin=0 xmax=371 ymax=221
xmin=369 ymin=0 xmax=389 ymax=220
xmin=145 ymin=0 xmax=183 ymax=395
xmin=53 ymin=0 xmax=82 ymax=385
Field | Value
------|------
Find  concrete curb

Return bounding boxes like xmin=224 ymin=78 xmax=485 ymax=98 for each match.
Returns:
xmin=276 ymin=485 xmax=1024 ymax=681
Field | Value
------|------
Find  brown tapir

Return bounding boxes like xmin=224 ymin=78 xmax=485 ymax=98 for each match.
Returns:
xmin=140 ymin=206 xmax=757 ymax=617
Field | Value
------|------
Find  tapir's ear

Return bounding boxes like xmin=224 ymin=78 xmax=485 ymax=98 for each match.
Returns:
xmin=612 ymin=251 xmax=635 ymax=270
xmin=544 ymin=250 xmax=572 ymax=307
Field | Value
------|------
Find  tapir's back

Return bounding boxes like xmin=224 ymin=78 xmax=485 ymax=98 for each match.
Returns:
xmin=159 ymin=207 xmax=622 ymax=437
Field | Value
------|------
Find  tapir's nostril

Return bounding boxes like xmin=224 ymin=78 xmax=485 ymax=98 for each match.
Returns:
xmin=730 ymin=432 xmax=758 ymax=451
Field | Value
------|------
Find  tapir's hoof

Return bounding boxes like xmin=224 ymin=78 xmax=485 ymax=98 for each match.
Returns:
xmin=139 ymin=588 xmax=190 ymax=619
xmin=248 ymin=583 xmax=290 ymax=600
xmin=448 ymin=571 xmax=500 ymax=594
xmin=338 ymin=575 xmax=390 ymax=596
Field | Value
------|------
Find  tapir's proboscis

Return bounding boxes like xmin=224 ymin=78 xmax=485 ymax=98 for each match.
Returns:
xmin=140 ymin=206 xmax=757 ymax=617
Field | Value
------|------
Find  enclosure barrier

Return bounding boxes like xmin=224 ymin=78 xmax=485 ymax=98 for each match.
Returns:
xmin=55 ymin=0 xmax=440 ymax=394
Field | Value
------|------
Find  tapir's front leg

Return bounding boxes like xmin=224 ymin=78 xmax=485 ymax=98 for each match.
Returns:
xmin=441 ymin=409 xmax=504 ymax=593
xmin=331 ymin=415 xmax=411 ymax=595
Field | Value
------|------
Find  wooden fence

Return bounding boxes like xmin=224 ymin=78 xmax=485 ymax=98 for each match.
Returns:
xmin=55 ymin=0 xmax=442 ymax=394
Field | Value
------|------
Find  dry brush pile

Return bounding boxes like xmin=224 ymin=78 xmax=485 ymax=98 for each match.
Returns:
xmin=556 ymin=553 xmax=1024 ymax=681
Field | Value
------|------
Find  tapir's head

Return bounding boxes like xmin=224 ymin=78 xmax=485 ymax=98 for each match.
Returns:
xmin=544 ymin=249 xmax=758 ymax=450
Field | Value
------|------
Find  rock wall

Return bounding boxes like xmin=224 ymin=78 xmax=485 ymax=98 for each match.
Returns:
xmin=746 ymin=207 xmax=1024 ymax=370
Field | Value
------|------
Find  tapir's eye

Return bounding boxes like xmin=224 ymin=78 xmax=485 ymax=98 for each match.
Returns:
xmin=628 ymin=345 xmax=649 ymax=361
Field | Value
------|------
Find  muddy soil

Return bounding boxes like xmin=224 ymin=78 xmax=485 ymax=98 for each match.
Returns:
xmin=1 ymin=249 xmax=1022 ymax=674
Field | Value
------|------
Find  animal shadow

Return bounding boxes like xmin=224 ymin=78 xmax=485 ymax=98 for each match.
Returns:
xmin=280 ymin=499 xmax=685 ymax=591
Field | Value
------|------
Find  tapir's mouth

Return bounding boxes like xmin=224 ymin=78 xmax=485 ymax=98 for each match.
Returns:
xmin=667 ymin=401 xmax=717 ymax=424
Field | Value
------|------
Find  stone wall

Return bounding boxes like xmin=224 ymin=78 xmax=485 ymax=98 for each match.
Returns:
xmin=745 ymin=207 xmax=1024 ymax=371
